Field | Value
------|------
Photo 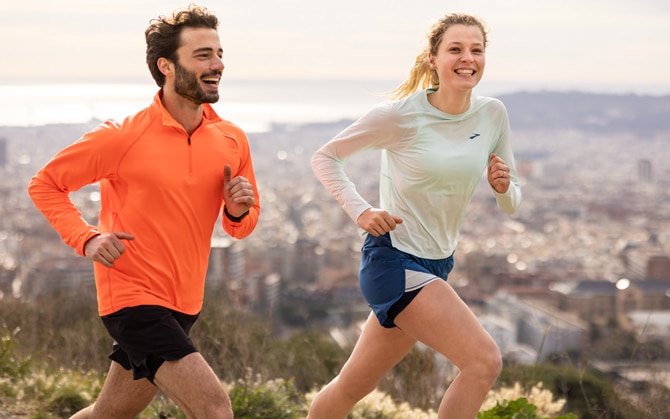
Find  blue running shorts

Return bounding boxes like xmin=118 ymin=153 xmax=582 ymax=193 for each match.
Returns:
xmin=359 ymin=233 xmax=454 ymax=328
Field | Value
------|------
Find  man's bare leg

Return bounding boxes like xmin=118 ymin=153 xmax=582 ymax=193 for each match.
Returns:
xmin=154 ymin=352 xmax=233 ymax=419
xmin=70 ymin=361 xmax=158 ymax=419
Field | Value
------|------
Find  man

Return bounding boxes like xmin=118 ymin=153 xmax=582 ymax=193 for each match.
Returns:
xmin=28 ymin=5 xmax=259 ymax=418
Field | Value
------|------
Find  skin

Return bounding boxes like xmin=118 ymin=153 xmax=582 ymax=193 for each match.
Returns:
xmin=75 ymin=27 xmax=255 ymax=419
xmin=308 ymin=24 xmax=506 ymax=419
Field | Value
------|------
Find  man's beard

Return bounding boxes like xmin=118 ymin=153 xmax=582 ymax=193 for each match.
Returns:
xmin=173 ymin=60 xmax=220 ymax=104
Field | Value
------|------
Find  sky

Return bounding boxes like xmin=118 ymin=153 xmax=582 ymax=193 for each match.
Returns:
xmin=3 ymin=0 xmax=670 ymax=95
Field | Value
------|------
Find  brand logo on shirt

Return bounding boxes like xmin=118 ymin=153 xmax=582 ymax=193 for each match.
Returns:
xmin=469 ymin=133 xmax=480 ymax=140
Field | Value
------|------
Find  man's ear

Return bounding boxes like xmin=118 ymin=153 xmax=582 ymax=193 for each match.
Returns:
xmin=157 ymin=57 xmax=173 ymax=77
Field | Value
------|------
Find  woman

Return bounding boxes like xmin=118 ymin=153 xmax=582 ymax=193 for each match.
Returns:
xmin=308 ymin=13 xmax=521 ymax=419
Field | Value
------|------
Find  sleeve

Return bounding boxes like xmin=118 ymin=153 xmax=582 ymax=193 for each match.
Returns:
xmin=27 ymin=122 xmax=123 ymax=256
xmin=311 ymin=103 xmax=402 ymax=223
xmin=490 ymin=101 xmax=522 ymax=214
xmin=220 ymin=129 xmax=260 ymax=239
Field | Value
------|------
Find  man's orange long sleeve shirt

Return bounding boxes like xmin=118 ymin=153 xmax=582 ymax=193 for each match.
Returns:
xmin=28 ymin=92 xmax=260 ymax=316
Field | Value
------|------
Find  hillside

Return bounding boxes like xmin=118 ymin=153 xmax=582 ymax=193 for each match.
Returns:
xmin=497 ymin=91 xmax=670 ymax=135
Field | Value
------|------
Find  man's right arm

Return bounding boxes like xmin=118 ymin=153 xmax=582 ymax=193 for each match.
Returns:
xmin=28 ymin=170 xmax=101 ymax=257
xmin=27 ymin=123 xmax=120 ymax=256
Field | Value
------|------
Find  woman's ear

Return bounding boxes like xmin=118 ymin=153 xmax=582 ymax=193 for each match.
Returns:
xmin=427 ymin=53 xmax=436 ymax=70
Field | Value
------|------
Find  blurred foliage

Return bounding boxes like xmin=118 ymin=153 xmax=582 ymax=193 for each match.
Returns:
xmin=499 ymin=363 xmax=660 ymax=418
xmin=1 ymin=291 xmax=667 ymax=418
xmin=477 ymin=397 xmax=577 ymax=419
xmin=228 ymin=377 xmax=306 ymax=419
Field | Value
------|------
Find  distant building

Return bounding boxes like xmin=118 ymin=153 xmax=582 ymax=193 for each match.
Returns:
xmin=554 ymin=280 xmax=619 ymax=325
xmin=624 ymin=249 xmax=670 ymax=281
xmin=207 ymin=236 xmax=246 ymax=296
xmin=262 ymin=273 xmax=281 ymax=313
xmin=23 ymin=255 xmax=95 ymax=297
xmin=637 ymin=158 xmax=653 ymax=183
xmin=550 ymin=278 xmax=670 ymax=329
xmin=0 ymin=267 xmax=16 ymax=299
xmin=617 ymin=280 xmax=670 ymax=313
xmin=0 ymin=137 xmax=6 ymax=168
xmin=647 ymin=255 xmax=670 ymax=281
xmin=293 ymin=238 xmax=321 ymax=282
xmin=627 ymin=310 xmax=670 ymax=349
xmin=465 ymin=252 xmax=509 ymax=294
xmin=487 ymin=292 xmax=588 ymax=362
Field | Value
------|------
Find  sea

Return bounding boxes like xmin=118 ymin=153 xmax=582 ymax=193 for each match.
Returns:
xmin=1 ymin=79 xmax=668 ymax=134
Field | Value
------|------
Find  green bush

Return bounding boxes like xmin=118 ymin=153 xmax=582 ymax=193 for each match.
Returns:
xmin=0 ymin=327 xmax=32 ymax=402
xmin=499 ymin=364 xmax=647 ymax=418
xmin=268 ymin=330 xmax=347 ymax=392
xmin=378 ymin=345 xmax=442 ymax=411
xmin=228 ymin=377 xmax=307 ymax=418
xmin=0 ymin=327 xmax=31 ymax=379
xmin=478 ymin=397 xmax=577 ymax=419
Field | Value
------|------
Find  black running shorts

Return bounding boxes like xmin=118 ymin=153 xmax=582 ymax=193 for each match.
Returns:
xmin=101 ymin=305 xmax=200 ymax=383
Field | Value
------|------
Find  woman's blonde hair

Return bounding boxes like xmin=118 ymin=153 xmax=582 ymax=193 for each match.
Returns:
xmin=390 ymin=13 xmax=488 ymax=99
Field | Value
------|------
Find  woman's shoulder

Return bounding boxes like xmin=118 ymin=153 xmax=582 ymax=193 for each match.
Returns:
xmin=471 ymin=95 xmax=509 ymax=117
xmin=473 ymin=94 xmax=505 ymax=108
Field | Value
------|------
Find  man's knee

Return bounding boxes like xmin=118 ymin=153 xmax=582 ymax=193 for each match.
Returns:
xmin=87 ymin=386 xmax=156 ymax=419
xmin=193 ymin=393 xmax=233 ymax=419
xmin=84 ymin=402 xmax=148 ymax=419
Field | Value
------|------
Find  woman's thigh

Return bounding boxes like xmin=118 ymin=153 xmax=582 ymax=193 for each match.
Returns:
xmin=394 ymin=280 xmax=498 ymax=369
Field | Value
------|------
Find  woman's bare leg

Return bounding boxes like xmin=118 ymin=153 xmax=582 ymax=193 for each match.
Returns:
xmin=394 ymin=280 xmax=502 ymax=419
xmin=307 ymin=312 xmax=417 ymax=419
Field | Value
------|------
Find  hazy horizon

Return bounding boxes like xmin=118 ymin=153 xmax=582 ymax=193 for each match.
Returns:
xmin=2 ymin=77 xmax=669 ymax=97
xmin=2 ymin=75 xmax=669 ymax=95
xmin=1 ymin=79 xmax=669 ymax=131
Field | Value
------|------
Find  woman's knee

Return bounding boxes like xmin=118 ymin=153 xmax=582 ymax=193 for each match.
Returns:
xmin=335 ymin=374 xmax=378 ymax=404
xmin=465 ymin=341 xmax=502 ymax=384
xmin=484 ymin=344 xmax=503 ymax=380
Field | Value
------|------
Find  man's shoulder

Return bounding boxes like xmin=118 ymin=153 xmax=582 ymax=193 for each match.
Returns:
xmin=82 ymin=105 xmax=158 ymax=149
xmin=205 ymin=113 xmax=248 ymax=143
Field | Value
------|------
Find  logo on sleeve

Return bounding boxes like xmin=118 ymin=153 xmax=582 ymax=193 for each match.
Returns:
xmin=469 ymin=133 xmax=480 ymax=140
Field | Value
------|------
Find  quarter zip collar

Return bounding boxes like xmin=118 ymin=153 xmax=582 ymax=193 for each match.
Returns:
xmin=150 ymin=90 xmax=220 ymax=132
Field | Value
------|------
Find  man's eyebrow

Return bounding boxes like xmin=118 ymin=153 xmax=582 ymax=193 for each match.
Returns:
xmin=192 ymin=47 xmax=223 ymax=54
